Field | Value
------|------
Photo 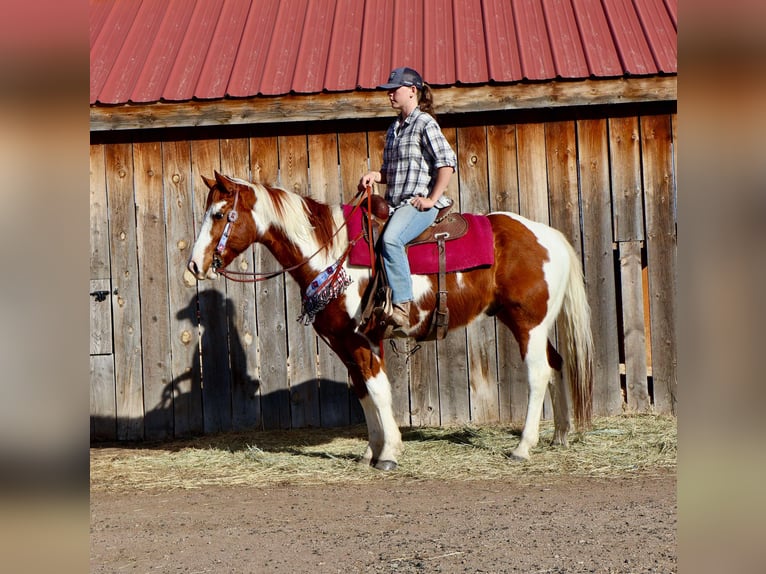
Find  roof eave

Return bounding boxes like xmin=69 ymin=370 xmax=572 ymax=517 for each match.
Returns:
xmin=90 ymin=76 xmax=677 ymax=132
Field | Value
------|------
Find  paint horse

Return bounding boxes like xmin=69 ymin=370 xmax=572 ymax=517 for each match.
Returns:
xmin=187 ymin=172 xmax=594 ymax=470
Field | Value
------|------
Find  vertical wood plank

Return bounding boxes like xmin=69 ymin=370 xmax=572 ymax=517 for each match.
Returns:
xmin=338 ymin=131 xmax=369 ymax=203
xmin=279 ymin=134 xmax=320 ymax=428
xmin=546 ymin=120 xmax=584 ymax=423
xmin=221 ymin=138 xmax=261 ymax=430
xmin=577 ymin=119 xmax=623 ymax=415
xmin=134 ymin=142 xmax=174 ymax=440
xmin=619 ymin=241 xmax=650 ymax=411
xmin=516 ymin=122 xmax=554 ymax=419
xmin=516 ymin=122 xmax=550 ymax=224
xmin=408 ymin=342 xmax=438 ymax=427
xmin=90 ymin=144 xmax=111 ymax=279
xmin=546 ymin=121 xmax=582 ymax=256
xmin=487 ymin=124 xmax=525 ymax=424
xmin=641 ymin=114 xmax=677 ymax=414
xmin=250 ymin=136 xmax=290 ymax=429
xmin=90 ymin=278 xmax=113 ymax=355
xmin=338 ymin=130 xmax=382 ymax=424
xmin=89 ymin=145 xmax=116 ymax=434
xmin=105 ymin=143 xmax=145 ymax=440
xmin=90 ymin=354 xmax=116 ymax=441
xmin=190 ymin=139 xmax=233 ymax=433
xmin=609 ymin=116 xmax=644 ymax=241
xmin=365 ymin=127 xmax=413 ymax=426
xmin=90 ymin=145 xmax=113 ymax=354
xmin=163 ymin=139 xmax=204 ymax=437
xmin=457 ymin=125 xmax=498 ymax=424
xmin=434 ymin=126 xmax=469 ymax=424
xmin=309 ymin=132 xmax=352 ymax=427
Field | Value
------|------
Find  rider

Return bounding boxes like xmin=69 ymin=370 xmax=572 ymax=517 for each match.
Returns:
xmin=358 ymin=67 xmax=456 ymax=333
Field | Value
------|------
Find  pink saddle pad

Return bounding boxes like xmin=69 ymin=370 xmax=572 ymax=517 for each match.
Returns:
xmin=342 ymin=205 xmax=494 ymax=274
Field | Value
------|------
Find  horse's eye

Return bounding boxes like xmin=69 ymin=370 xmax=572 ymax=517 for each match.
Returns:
xmin=214 ymin=212 xmax=224 ymax=220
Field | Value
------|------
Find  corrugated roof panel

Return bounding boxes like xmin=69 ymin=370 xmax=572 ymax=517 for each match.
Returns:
xmin=357 ymin=0 xmax=395 ymax=88
xmin=227 ymin=0 xmax=280 ymax=97
xmin=663 ymin=0 xmax=677 ymax=28
xmin=601 ymin=0 xmax=657 ymax=75
xmin=292 ymin=0 xmax=336 ymax=93
xmin=482 ymin=0 xmax=522 ymax=82
xmin=130 ymin=0 xmax=198 ymax=103
xmin=258 ymin=0 xmax=309 ymax=95
xmin=90 ymin=0 xmax=114 ymax=47
xmin=634 ymin=0 xmax=677 ymax=73
xmin=195 ymin=0 xmax=251 ymax=99
xmin=97 ymin=0 xmax=170 ymax=104
xmin=422 ymin=0 xmax=456 ymax=86
xmin=453 ymin=0 xmax=489 ymax=84
xmin=513 ymin=0 xmax=556 ymax=80
xmin=542 ymin=0 xmax=589 ymax=78
xmin=162 ymin=0 xmax=225 ymax=101
xmin=90 ymin=0 xmax=676 ymax=105
xmin=390 ymin=0 xmax=424 ymax=71
xmin=570 ymin=0 xmax=622 ymax=77
xmin=324 ymin=0 xmax=366 ymax=91
xmin=90 ymin=0 xmax=143 ymax=104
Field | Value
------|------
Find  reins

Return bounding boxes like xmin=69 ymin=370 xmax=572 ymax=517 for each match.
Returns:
xmin=216 ymin=185 xmax=375 ymax=283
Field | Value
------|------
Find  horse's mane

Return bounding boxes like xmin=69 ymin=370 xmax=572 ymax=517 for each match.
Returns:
xmin=248 ymin=180 xmax=345 ymax=260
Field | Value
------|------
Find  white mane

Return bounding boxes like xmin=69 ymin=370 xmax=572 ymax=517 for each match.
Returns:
xmin=245 ymin=179 xmax=346 ymax=266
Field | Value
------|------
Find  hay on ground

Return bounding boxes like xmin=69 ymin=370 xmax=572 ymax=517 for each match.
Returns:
xmin=90 ymin=415 xmax=676 ymax=492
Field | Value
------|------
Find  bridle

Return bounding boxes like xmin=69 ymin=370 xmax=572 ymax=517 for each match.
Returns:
xmin=211 ymin=185 xmax=375 ymax=283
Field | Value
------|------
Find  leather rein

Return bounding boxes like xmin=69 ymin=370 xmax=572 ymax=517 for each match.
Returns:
xmin=213 ymin=186 xmax=375 ymax=283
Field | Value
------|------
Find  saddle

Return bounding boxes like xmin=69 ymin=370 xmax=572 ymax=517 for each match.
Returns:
xmin=359 ymin=195 xmax=463 ymax=342
xmin=361 ymin=194 xmax=469 ymax=247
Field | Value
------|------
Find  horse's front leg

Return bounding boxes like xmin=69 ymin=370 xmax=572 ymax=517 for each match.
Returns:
xmin=325 ymin=329 xmax=402 ymax=470
xmin=357 ymin=368 xmax=402 ymax=470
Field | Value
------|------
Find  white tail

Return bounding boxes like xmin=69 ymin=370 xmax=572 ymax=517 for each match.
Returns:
xmin=560 ymin=242 xmax=594 ymax=429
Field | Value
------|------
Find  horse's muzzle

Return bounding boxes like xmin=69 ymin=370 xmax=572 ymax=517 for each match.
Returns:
xmin=187 ymin=259 xmax=215 ymax=281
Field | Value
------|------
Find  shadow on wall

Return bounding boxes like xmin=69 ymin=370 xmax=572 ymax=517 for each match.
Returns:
xmin=91 ymin=290 xmax=363 ymax=443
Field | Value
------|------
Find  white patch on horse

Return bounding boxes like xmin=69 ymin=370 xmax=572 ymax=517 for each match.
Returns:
xmin=364 ymin=370 xmax=402 ymax=463
xmin=189 ymin=200 xmax=226 ymax=277
xmin=411 ymin=275 xmax=432 ymax=302
xmin=343 ymin=267 xmax=370 ymax=320
xmin=502 ymin=211 xmax=572 ymax=330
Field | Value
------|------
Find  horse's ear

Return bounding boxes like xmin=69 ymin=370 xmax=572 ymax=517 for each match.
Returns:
xmin=201 ymin=175 xmax=216 ymax=190
xmin=214 ymin=171 xmax=236 ymax=195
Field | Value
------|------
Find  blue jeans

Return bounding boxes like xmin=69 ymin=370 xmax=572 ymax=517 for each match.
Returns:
xmin=380 ymin=203 xmax=438 ymax=305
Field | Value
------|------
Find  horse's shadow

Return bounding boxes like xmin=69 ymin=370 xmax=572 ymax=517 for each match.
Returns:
xmin=93 ymin=289 xmax=365 ymax=448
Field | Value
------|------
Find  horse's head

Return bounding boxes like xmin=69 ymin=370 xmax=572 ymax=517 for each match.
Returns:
xmin=187 ymin=172 xmax=255 ymax=280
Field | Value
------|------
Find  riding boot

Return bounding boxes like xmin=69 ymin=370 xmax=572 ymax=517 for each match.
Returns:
xmin=389 ymin=301 xmax=411 ymax=337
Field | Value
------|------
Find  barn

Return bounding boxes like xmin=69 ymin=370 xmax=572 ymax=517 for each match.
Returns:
xmin=90 ymin=0 xmax=677 ymax=441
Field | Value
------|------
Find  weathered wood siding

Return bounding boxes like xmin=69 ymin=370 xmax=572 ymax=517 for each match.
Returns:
xmin=90 ymin=108 xmax=677 ymax=441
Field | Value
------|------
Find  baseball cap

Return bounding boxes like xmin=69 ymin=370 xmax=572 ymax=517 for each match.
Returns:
xmin=378 ymin=67 xmax=424 ymax=90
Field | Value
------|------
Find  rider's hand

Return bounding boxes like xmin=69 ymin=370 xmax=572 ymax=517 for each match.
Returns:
xmin=358 ymin=172 xmax=379 ymax=192
xmin=410 ymin=196 xmax=436 ymax=211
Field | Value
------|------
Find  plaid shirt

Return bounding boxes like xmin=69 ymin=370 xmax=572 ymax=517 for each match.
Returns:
xmin=381 ymin=108 xmax=457 ymax=209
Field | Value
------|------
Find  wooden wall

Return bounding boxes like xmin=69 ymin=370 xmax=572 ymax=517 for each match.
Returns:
xmin=90 ymin=107 xmax=677 ymax=441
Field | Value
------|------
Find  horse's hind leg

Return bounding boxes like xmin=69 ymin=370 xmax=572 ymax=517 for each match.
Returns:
xmin=511 ymin=324 xmax=552 ymax=461
xmin=547 ymin=340 xmax=571 ymax=447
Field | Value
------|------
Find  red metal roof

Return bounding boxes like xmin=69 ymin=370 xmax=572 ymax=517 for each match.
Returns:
xmin=90 ymin=0 xmax=677 ymax=105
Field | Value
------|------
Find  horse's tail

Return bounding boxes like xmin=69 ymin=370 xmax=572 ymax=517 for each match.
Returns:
xmin=560 ymin=241 xmax=594 ymax=431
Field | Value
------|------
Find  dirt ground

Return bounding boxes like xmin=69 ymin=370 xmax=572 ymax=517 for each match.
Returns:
xmin=90 ymin=473 xmax=676 ymax=573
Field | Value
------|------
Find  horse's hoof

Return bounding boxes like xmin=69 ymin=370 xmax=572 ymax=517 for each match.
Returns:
xmin=374 ymin=460 xmax=398 ymax=471
xmin=508 ymin=452 xmax=528 ymax=462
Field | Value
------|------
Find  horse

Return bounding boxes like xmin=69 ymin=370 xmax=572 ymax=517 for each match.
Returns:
xmin=187 ymin=171 xmax=594 ymax=470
